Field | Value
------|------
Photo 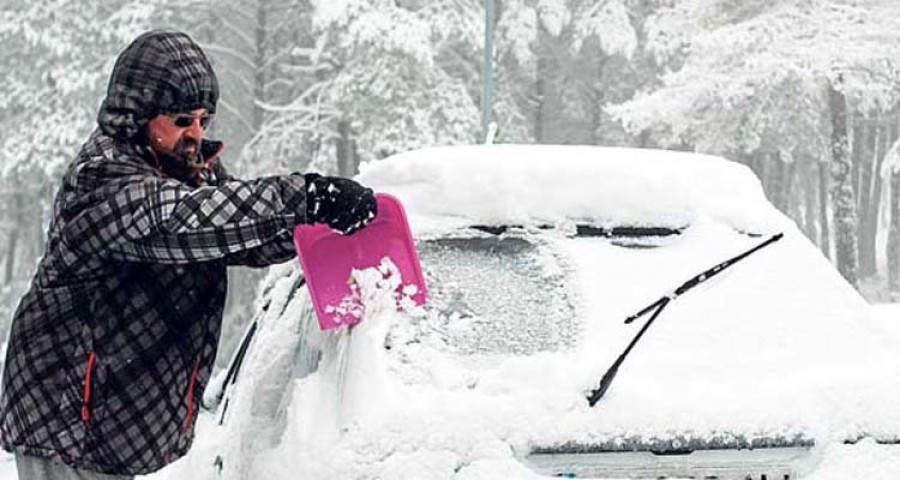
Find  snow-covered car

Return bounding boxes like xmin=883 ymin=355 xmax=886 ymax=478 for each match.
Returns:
xmin=173 ymin=145 xmax=900 ymax=480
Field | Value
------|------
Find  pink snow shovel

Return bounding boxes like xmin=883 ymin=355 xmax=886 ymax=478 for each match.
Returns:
xmin=293 ymin=193 xmax=427 ymax=330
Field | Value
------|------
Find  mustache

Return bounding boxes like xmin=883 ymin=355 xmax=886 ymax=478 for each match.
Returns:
xmin=175 ymin=138 xmax=199 ymax=152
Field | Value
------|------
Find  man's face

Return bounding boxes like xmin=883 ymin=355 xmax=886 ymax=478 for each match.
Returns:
xmin=146 ymin=108 xmax=211 ymax=168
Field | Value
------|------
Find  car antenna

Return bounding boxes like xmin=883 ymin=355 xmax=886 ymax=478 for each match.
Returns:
xmin=586 ymin=232 xmax=784 ymax=407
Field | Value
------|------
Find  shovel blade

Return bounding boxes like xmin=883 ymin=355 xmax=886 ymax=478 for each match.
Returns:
xmin=293 ymin=193 xmax=427 ymax=330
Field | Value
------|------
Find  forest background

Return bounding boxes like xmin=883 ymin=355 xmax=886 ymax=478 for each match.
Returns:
xmin=2 ymin=0 xmax=900 ymax=370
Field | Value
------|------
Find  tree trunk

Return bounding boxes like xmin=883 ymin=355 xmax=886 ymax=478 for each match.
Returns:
xmin=350 ymin=137 xmax=360 ymax=175
xmin=336 ymin=119 xmax=359 ymax=176
xmin=786 ymin=159 xmax=799 ymax=226
xmin=768 ymin=151 xmax=794 ymax=215
xmin=534 ymin=49 xmax=546 ymax=143
xmin=3 ymin=191 xmax=21 ymax=286
xmin=800 ymin=155 xmax=818 ymax=242
xmin=851 ymin=122 xmax=864 ymax=214
xmin=818 ymin=157 xmax=832 ymax=259
xmin=253 ymin=0 xmax=268 ymax=131
xmin=865 ymin=123 xmax=889 ymax=277
xmin=857 ymin=122 xmax=880 ymax=277
xmin=889 ymin=169 xmax=900 ymax=294
xmin=767 ymin=152 xmax=782 ymax=212
xmin=37 ymin=177 xmax=52 ymax=256
xmin=533 ymin=21 xmax=566 ymax=143
xmin=829 ymin=79 xmax=858 ymax=287
xmin=589 ymin=55 xmax=608 ymax=145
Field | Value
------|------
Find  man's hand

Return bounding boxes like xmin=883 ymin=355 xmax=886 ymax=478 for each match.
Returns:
xmin=304 ymin=173 xmax=377 ymax=235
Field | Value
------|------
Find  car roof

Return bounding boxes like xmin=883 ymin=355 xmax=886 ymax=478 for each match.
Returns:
xmin=357 ymin=144 xmax=791 ymax=236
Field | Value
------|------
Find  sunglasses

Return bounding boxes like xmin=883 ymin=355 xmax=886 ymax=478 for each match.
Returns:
xmin=168 ymin=113 xmax=213 ymax=129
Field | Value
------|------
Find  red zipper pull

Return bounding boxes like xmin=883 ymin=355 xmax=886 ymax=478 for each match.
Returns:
xmin=181 ymin=355 xmax=202 ymax=436
xmin=81 ymin=351 xmax=97 ymax=425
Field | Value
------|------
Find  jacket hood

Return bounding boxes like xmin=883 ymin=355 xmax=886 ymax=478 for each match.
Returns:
xmin=98 ymin=30 xmax=219 ymax=140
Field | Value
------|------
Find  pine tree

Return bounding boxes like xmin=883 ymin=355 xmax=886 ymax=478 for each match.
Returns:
xmin=608 ymin=0 xmax=900 ymax=288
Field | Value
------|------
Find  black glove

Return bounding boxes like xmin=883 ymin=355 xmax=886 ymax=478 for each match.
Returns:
xmin=200 ymin=139 xmax=225 ymax=165
xmin=199 ymin=140 xmax=233 ymax=185
xmin=304 ymin=173 xmax=377 ymax=235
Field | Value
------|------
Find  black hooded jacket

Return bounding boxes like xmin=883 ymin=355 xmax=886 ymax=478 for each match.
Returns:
xmin=0 ymin=30 xmax=309 ymax=475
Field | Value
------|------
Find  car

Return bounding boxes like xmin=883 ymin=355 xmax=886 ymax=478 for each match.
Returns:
xmin=166 ymin=145 xmax=900 ymax=480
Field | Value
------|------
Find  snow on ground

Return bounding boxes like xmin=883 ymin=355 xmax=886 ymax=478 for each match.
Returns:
xmin=0 ymin=455 xmax=13 ymax=480
xmin=3 ymin=423 xmax=900 ymax=480
xmin=797 ymin=303 xmax=900 ymax=479
xmin=803 ymin=439 xmax=900 ymax=480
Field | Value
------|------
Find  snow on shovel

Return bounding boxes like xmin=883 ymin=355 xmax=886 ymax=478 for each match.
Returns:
xmin=292 ymin=193 xmax=428 ymax=330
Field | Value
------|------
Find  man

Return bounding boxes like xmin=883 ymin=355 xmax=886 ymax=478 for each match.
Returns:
xmin=0 ymin=30 xmax=376 ymax=479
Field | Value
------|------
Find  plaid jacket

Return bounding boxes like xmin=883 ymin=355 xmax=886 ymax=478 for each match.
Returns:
xmin=0 ymin=31 xmax=308 ymax=475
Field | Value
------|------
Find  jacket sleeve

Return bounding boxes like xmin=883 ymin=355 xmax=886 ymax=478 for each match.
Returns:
xmin=222 ymin=230 xmax=297 ymax=267
xmin=64 ymin=173 xmax=309 ymax=264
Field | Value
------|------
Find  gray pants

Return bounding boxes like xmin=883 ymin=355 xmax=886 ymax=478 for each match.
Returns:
xmin=15 ymin=454 xmax=132 ymax=480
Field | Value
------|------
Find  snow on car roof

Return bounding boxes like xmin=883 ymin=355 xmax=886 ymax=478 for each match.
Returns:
xmin=357 ymin=144 xmax=790 ymax=234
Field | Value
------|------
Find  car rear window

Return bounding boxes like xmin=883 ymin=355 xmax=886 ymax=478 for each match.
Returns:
xmin=417 ymin=233 xmax=578 ymax=355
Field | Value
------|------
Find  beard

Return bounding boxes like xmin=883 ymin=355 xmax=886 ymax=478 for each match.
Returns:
xmin=171 ymin=138 xmax=203 ymax=168
xmin=156 ymin=138 xmax=205 ymax=183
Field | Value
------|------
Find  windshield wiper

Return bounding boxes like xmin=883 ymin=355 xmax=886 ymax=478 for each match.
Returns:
xmin=470 ymin=224 xmax=683 ymax=238
xmin=587 ymin=233 xmax=784 ymax=407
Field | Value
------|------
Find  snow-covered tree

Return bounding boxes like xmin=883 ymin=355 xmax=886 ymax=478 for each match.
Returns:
xmin=0 ymin=1 xmax=171 ymax=179
xmin=609 ymin=0 xmax=900 ymax=287
xmin=309 ymin=0 xmax=482 ymax=163
xmin=162 ymin=1 xmax=331 ymax=178
xmin=0 ymin=1 xmax=169 ymax=333
xmin=494 ymin=0 xmax=645 ymax=143
xmin=232 ymin=0 xmax=485 ymax=179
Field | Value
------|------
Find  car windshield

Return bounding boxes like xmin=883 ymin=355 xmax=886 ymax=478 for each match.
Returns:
xmin=417 ymin=231 xmax=578 ymax=355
